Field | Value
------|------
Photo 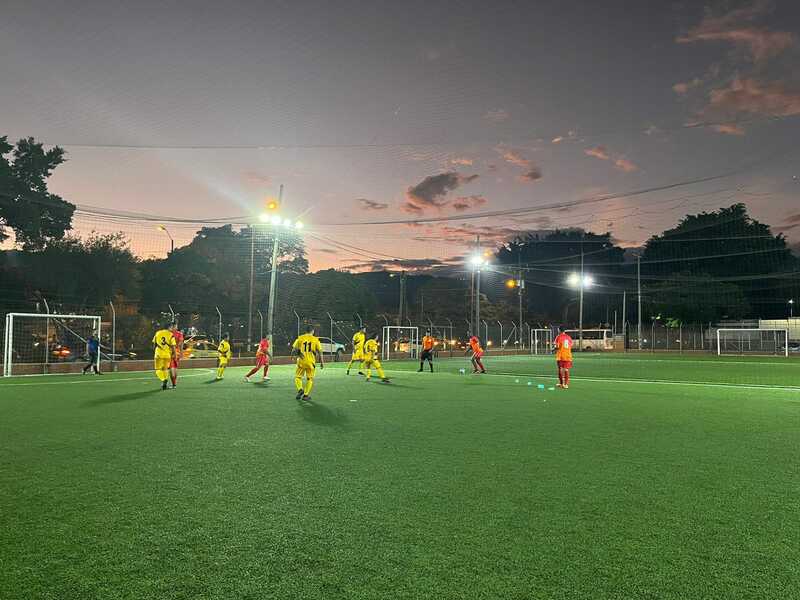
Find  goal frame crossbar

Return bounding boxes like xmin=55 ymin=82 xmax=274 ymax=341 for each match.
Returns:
xmin=3 ymin=312 xmax=102 ymax=377
xmin=716 ymin=328 xmax=788 ymax=357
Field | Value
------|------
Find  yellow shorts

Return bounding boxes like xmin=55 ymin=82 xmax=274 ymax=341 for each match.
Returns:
xmin=364 ymin=356 xmax=381 ymax=368
xmin=352 ymin=349 xmax=365 ymax=361
xmin=295 ymin=362 xmax=316 ymax=379
xmin=218 ymin=356 xmax=229 ymax=366
xmin=154 ymin=357 xmax=171 ymax=371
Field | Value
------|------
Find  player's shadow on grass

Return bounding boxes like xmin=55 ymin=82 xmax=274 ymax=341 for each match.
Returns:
xmin=297 ymin=400 xmax=349 ymax=429
xmin=82 ymin=388 xmax=162 ymax=407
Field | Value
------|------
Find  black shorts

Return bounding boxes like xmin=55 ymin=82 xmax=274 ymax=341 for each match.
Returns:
xmin=87 ymin=352 xmax=98 ymax=363
xmin=420 ymin=349 xmax=433 ymax=361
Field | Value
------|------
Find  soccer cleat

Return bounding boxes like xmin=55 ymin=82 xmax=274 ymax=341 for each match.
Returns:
xmin=244 ymin=376 xmax=251 ymax=382
xmin=382 ymin=378 xmax=391 ymax=383
xmin=563 ymin=385 xmax=569 ymax=389
xmin=346 ymin=369 xmax=350 ymax=375
xmin=161 ymin=380 xmax=168 ymax=391
xmin=556 ymin=383 xmax=564 ymax=388
xmin=358 ymin=371 xmax=365 ymax=376
xmin=263 ymin=376 xmax=270 ymax=382
xmin=295 ymin=390 xmax=304 ymax=400
xmin=302 ymin=395 xmax=311 ymax=402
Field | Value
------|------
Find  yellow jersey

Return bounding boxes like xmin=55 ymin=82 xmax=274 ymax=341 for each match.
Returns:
xmin=352 ymin=331 xmax=365 ymax=352
xmin=153 ymin=329 xmax=176 ymax=359
xmin=293 ymin=333 xmax=321 ymax=366
xmin=218 ymin=340 xmax=231 ymax=358
xmin=364 ymin=338 xmax=379 ymax=360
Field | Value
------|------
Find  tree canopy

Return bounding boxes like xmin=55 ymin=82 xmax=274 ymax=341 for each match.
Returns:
xmin=0 ymin=137 xmax=75 ymax=250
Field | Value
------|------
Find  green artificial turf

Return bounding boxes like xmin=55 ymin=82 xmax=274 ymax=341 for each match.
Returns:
xmin=1 ymin=354 xmax=799 ymax=599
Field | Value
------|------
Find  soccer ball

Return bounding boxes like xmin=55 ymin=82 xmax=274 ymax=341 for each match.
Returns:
xmin=459 ymin=368 xmax=466 ymax=375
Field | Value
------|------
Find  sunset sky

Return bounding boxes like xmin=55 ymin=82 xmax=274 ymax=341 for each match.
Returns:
xmin=2 ymin=0 xmax=799 ymax=271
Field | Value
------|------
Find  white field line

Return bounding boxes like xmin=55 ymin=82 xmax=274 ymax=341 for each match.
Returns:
xmin=0 ymin=369 xmax=215 ymax=387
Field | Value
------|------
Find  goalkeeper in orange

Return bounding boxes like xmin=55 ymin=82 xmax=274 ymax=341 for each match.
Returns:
xmin=363 ymin=333 xmax=391 ymax=383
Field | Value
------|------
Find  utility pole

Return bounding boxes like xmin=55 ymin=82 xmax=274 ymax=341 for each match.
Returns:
xmin=247 ymin=223 xmax=256 ymax=347
xmin=474 ymin=235 xmax=481 ymax=340
xmin=622 ymin=289 xmax=627 ymax=346
xmin=637 ymin=254 xmax=642 ymax=350
xmin=397 ymin=270 xmax=406 ymax=326
xmin=578 ymin=241 xmax=584 ymax=351
xmin=266 ymin=184 xmax=283 ymax=351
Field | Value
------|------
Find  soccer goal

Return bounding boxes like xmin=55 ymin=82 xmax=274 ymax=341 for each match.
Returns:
xmin=530 ymin=328 xmax=553 ymax=355
xmin=381 ymin=326 xmax=419 ymax=361
xmin=716 ymin=328 xmax=788 ymax=357
xmin=3 ymin=313 xmax=102 ymax=377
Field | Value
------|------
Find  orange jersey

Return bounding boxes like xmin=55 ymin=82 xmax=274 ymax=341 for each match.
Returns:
xmin=422 ymin=336 xmax=434 ymax=351
xmin=554 ymin=333 xmax=573 ymax=362
xmin=469 ymin=337 xmax=483 ymax=354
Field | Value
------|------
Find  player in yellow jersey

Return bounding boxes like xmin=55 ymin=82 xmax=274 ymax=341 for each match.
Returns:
xmin=152 ymin=325 xmax=177 ymax=391
xmin=292 ymin=325 xmax=324 ymax=401
xmin=346 ymin=326 xmax=367 ymax=376
xmin=363 ymin=333 xmax=391 ymax=383
xmin=216 ymin=333 xmax=232 ymax=380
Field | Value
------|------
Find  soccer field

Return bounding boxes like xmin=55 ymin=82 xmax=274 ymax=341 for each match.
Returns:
xmin=2 ymin=354 xmax=799 ymax=599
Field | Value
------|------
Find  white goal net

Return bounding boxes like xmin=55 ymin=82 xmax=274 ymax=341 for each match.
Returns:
xmin=3 ymin=313 xmax=102 ymax=377
xmin=530 ymin=328 xmax=553 ymax=355
xmin=381 ymin=326 xmax=419 ymax=361
xmin=716 ymin=328 xmax=788 ymax=357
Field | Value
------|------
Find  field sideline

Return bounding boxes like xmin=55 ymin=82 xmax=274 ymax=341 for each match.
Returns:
xmin=2 ymin=354 xmax=799 ymax=599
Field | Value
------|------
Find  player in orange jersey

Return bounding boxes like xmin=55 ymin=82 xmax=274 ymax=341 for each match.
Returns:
xmin=244 ymin=337 xmax=271 ymax=382
xmin=418 ymin=331 xmax=436 ymax=372
xmin=467 ymin=335 xmax=486 ymax=374
xmin=553 ymin=327 xmax=574 ymax=388
xmin=169 ymin=323 xmax=184 ymax=388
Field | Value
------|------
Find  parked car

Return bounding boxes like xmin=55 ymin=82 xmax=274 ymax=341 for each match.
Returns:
xmin=318 ymin=337 xmax=346 ymax=361
xmin=788 ymin=341 xmax=800 ymax=354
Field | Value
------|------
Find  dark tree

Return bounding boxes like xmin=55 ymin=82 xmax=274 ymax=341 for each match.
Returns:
xmin=0 ymin=136 xmax=75 ymax=249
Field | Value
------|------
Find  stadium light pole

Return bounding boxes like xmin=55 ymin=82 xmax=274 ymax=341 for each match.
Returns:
xmin=790 ymin=299 xmax=795 ymax=318
xmin=567 ymin=271 xmax=593 ymax=351
xmin=470 ymin=253 xmax=489 ymax=338
xmin=637 ymin=254 xmax=642 ymax=350
xmin=157 ymin=225 xmax=174 ymax=254
xmin=259 ymin=185 xmax=304 ymax=352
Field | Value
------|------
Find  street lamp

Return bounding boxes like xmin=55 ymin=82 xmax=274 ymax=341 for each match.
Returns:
xmin=790 ymin=299 xmax=795 ymax=318
xmin=568 ymin=271 xmax=593 ymax=350
xmin=157 ymin=225 xmax=174 ymax=254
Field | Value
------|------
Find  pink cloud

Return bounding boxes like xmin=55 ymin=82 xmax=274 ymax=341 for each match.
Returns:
xmin=673 ymin=78 xmax=703 ymax=95
xmin=676 ymin=0 xmax=795 ymax=63
xmin=517 ymin=167 xmax=543 ymax=182
xmin=614 ymin=158 xmax=639 ymax=173
xmin=403 ymin=172 xmax=479 ymax=214
xmin=357 ymin=198 xmax=389 ymax=210
xmin=500 ymin=149 xmax=531 ymax=168
xmin=451 ymin=195 xmax=488 ymax=211
xmin=705 ymin=77 xmax=800 ymax=118
xmin=584 ymin=146 xmax=610 ymax=160
xmin=711 ymin=123 xmax=746 ymax=135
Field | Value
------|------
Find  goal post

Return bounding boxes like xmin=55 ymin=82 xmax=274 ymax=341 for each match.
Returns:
xmin=716 ymin=328 xmax=788 ymax=357
xmin=3 ymin=313 xmax=102 ymax=377
xmin=530 ymin=328 xmax=553 ymax=355
xmin=381 ymin=326 xmax=419 ymax=361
